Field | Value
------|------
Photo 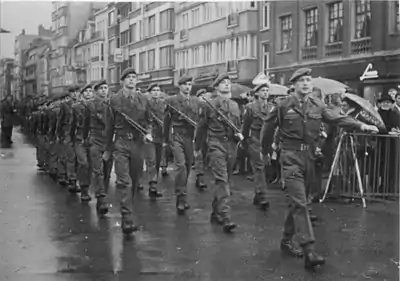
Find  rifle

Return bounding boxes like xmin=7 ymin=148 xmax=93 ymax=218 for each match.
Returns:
xmin=201 ymin=97 xmax=242 ymax=137
xmin=110 ymin=105 xmax=148 ymax=137
xmin=150 ymin=111 xmax=163 ymax=126
xmin=165 ymin=102 xmax=197 ymax=128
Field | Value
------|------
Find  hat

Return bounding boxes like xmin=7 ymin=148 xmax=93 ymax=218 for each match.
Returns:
xmin=289 ymin=68 xmax=312 ymax=83
xmin=253 ymin=83 xmax=269 ymax=93
xmin=378 ymin=93 xmax=394 ymax=103
xmin=147 ymin=83 xmax=160 ymax=92
xmin=120 ymin=68 xmax=137 ymax=81
xmin=211 ymin=73 xmax=230 ymax=88
xmin=93 ymin=80 xmax=107 ymax=90
xmin=196 ymin=89 xmax=207 ymax=97
xmin=80 ymin=83 xmax=92 ymax=93
xmin=177 ymin=74 xmax=193 ymax=85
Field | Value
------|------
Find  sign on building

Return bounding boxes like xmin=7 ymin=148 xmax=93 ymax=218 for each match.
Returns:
xmin=360 ymin=63 xmax=379 ymax=81
xmin=114 ymin=48 xmax=123 ymax=63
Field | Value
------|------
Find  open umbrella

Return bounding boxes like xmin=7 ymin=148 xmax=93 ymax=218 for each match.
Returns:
xmin=344 ymin=93 xmax=386 ymax=130
xmin=269 ymin=84 xmax=288 ymax=96
xmin=231 ymin=83 xmax=251 ymax=99
xmin=312 ymin=77 xmax=347 ymax=96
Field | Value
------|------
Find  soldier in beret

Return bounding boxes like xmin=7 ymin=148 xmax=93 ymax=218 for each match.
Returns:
xmin=47 ymin=96 xmax=62 ymax=181
xmin=195 ymin=73 xmax=241 ymax=233
xmin=261 ymin=67 xmax=378 ymax=269
xmin=163 ymin=74 xmax=200 ymax=214
xmin=104 ymin=67 xmax=154 ymax=234
xmin=242 ymin=83 xmax=271 ymax=210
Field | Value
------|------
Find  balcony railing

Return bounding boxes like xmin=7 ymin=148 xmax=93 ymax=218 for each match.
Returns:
xmin=351 ymin=37 xmax=371 ymax=55
xmin=180 ymin=29 xmax=188 ymax=40
xmin=227 ymin=13 xmax=239 ymax=27
xmin=301 ymin=46 xmax=318 ymax=60
xmin=325 ymin=42 xmax=343 ymax=57
xmin=91 ymin=31 xmax=103 ymax=40
xmin=226 ymin=60 xmax=238 ymax=72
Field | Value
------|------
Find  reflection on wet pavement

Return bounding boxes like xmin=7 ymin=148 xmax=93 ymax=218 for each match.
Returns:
xmin=0 ymin=131 xmax=398 ymax=281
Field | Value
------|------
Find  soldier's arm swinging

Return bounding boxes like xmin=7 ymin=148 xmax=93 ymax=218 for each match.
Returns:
xmin=260 ymin=105 xmax=279 ymax=156
xmin=104 ymin=103 xmax=115 ymax=153
xmin=163 ymin=100 xmax=172 ymax=144
xmin=241 ymin=105 xmax=253 ymax=140
xmin=194 ymin=103 xmax=208 ymax=152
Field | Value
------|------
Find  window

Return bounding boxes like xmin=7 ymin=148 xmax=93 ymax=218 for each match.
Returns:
xmin=130 ymin=23 xmax=136 ymax=43
xmin=262 ymin=2 xmax=270 ymax=29
xmin=193 ymin=47 xmax=200 ymax=66
xmin=121 ymin=30 xmax=130 ymax=46
xmin=305 ymin=8 xmax=318 ymax=46
xmin=261 ymin=43 xmax=270 ymax=72
xmin=139 ymin=20 xmax=144 ymax=39
xmin=396 ymin=1 xmax=400 ymax=32
xmin=216 ymin=41 xmax=226 ymax=62
xmin=160 ymin=46 xmax=173 ymax=68
xmin=204 ymin=3 xmax=212 ymax=22
xmin=139 ymin=52 xmax=146 ymax=73
xmin=129 ymin=54 xmax=136 ymax=69
xmin=280 ymin=15 xmax=292 ymax=50
xmin=148 ymin=15 xmax=156 ymax=36
xmin=327 ymin=1 xmax=343 ymax=43
xmin=181 ymin=50 xmax=188 ymax=69
xmin=354 ymin=0 xmax=371 ymax=39
xmin=192 ymin=7 xmax=200 ymax=26
xmin=203 ymin=43 xmax=212 ymax=64
xmin=119 ymin=3 xmax=131 ymax=18
xmin=160 ymin=9 xmax=172 ymax=33
xmin=148 ymin=49 xmax=155 ymax=70
xmin=182 ymin=13 xmax=189 ymax=29
xmin=108 ymin=11 xmax=115 ymax=26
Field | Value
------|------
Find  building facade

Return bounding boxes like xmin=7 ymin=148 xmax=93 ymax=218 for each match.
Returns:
xmin=0 ymin=58 xmax=14 ymax=100
xmin=50 ymin=1 xmax=104 ymax=95
xmin=262 ymin=0 xmax=400 ymax=102
xmin=23 ymin=38 xmax=51 ymax=97
xmin=174 ymin=2 xmax=260 ymax=88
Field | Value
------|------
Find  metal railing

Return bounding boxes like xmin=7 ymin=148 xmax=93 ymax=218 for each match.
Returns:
xmin=321 ymin=132 xmax=400 ymax=205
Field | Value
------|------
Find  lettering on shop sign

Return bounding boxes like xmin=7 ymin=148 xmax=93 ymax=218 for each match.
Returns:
xmin=360 ymin=63 xmax=379 ymax=81
xmin=138 ymin=74 xmax=151 ymax=80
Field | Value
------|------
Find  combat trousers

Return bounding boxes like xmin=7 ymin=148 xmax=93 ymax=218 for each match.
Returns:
xmin=170 ymin=133 xmax=193 ymax=196
xmin=208 ymin=137 xmax=236 ymax=218
xmin=113 ymin=136 xmax=144 ymax=219
xmin=247 ymin=136 xmax=269 ymax=196
xmin=89 ymin=134 xmax=106 ymax=198
xmin=36 ymin=135 xmax=46 ymax=167
xmin=103 ymin=156 xmax=113 ymax=191
xmin=280 ymin=147 xmax=315 ymax=248
xmin=58 ymin=136 xmax=77 ymax=183
xmin=142 ymin=142 xmax=164 ymax=184
xmin=48 ymin=140 xmax=58 ymax=175
xmin=74 ymin=140 xmax=91 ymax=188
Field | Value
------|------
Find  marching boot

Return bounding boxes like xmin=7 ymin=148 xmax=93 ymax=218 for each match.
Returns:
xmin=148 ymin=182 xmax=163 ymax=198
xmin=176 ymin=194 xmax=190 ymax=214
xmin=161 ymin=167 xmax=168 ymax=177
xmin=68 ymin=180 xmax=81 ymax=193
xmin=280 ymin=239 xmax=304 ymax=258
xmin=195 ymin=174 xmax=207 ymax=190
xmin=80 ymin=186 xmax=92 ymax=202
xmin=121 ymin=215 xmax=139 ymax=234
xmin=304 ymin=251 xmax=325 ymax=269
xmin=210 ymin=198 xmax=223 ymax=225
xmin=96 ymin=196 xmax=109 ymax=215
xmin=219 ymin=198 xmax=236 ymax=233
xmin=253 ymin=192 xmax=270 ymax=210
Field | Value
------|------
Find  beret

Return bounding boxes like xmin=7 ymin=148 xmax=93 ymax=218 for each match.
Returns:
xmin=177 ymin=74 xmax=193 ymax=85
xmin=80 ymin=83 xmax=92 ymax=94
xmin=147 ymin=83 xmax=160 ymax=92
xmin=93 ymin=80 xmax=107 ymax=90
xmin=211 ymin=73 xmax=230 ymax=88
xmin=378 ymin=93 xmax=394 ymax=103
xmin=253 ymin=83 xmax=269 ymax=94
xmin=289 ymin=68 xmax=312 ymax=83
xmin=196 ymin=89 xmax=207 ymax=97
xmin=120 ymin=68 xmax=137 ymax=80
xmin=68 ymin=85 xmax=80 ymax=93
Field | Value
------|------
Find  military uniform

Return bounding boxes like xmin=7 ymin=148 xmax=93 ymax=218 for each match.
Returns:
xmin=261 ymin=68 xmax=367 ymax=268
xmin=242 ymin=83 xmax=271 ymax=209
xmin=105 ymin=68 xmax=153 ymax=233
xmin=163 ymin=75 xmax=199 ymax=213
xmin=195 ymin=73 xmax=240 ymax=232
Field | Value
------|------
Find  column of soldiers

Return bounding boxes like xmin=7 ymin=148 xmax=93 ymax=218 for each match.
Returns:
xmin=26 ymin=67 xmax=379 ymax=270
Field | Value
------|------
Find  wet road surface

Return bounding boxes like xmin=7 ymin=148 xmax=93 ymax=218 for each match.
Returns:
xmin=0 ymin=130 xmax=399 ymax=281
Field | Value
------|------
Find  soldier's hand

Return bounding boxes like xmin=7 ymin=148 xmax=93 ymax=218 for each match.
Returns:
xmin=162 ymin=142 xmax=168 ymax=148
xmin=102 ymin=151 xmax=111 ymax=161
xmin=144 ymin=133 xmax=153 ymax=142
xmin=194 ymin=150 xmax=201 ymax=158
xmin=271 ymin=142 xmax=277 ymax=151
xmin=235 ymin=133 xmax=244 ymax=141
xmin=361 ymin=124 xmax=379 ymax=134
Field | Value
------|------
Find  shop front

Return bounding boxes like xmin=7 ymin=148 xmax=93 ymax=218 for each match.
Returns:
xmin=135 ymin=68 xmax=176 ymax=95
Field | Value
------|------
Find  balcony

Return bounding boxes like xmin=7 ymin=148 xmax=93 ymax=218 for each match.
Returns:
xmin=180 ymin=29 xmax=188 ymax=41
xmin=91 ymin=56 xmax=100 ymax=62
xmin=325 ymin=42 xmax=343 ymax=57
xmin=24 ymin=73 xmax=36 ymax=82
xmin=301 ymin=46 xmax=318 ymax=60
xmin=108 ymin=54 xmax=114 ymax=65
xmin=91 ymin=31 xmax=104 ymax=40
xmin=351 ymin=37 xmax=371 ymax=55
xmin=227 ymin=13 xmax=239 ymax=27
xmin=226 ymin=60 xmax=238 ymax=72
xmin=108 ymin=24 xmax=118 ymax=38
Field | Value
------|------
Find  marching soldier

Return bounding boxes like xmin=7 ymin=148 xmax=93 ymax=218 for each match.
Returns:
xmin=242 ymin=83 xmax=271 ymax=210
xmin=104 ymin=68 xmax=154 ymax=234
xmin=194 ymin=88 xmax=208 ymax=190
xmin=260 ymin=68 xmax=379 ymax=269
xmin=195 ymin=73 xmax=242 ymax=233
xmin=163 ymin=75 xmax=200 ymax=214
xmin=84 ymin=80 xmax=110 ymax=214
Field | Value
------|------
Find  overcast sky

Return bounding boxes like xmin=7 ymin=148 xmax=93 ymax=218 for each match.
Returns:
xmin=0 ymin=1 xmax=52 ymax=58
